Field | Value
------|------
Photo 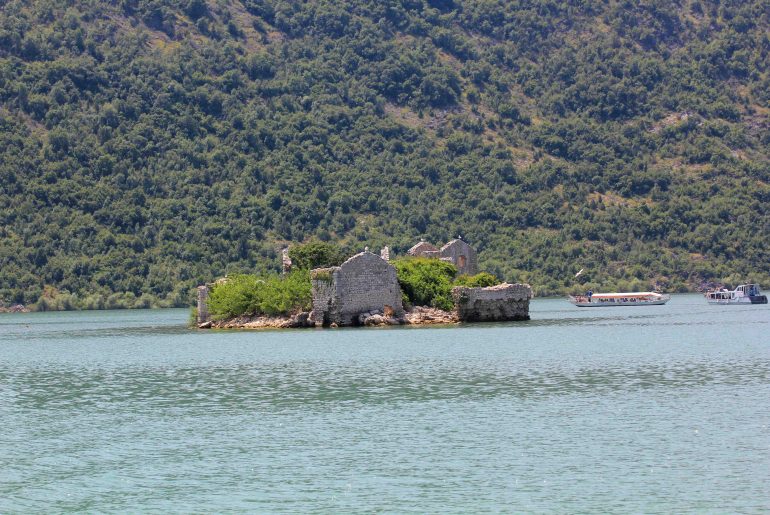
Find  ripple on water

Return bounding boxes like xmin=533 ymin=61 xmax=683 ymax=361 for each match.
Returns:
xmin=2 ymin=358 xmax=770 ymax=413
xmin=1 ymin=298 xmax=769 ymax=512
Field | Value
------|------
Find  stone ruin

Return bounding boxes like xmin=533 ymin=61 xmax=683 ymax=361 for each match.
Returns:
xmin=197 ymin=285 xmax=210 ymax=326
xmin=407 ymin=239 xmax=439 ymax=258
xmin=281 ymin=248 xmax=292 ymax=274
xmin=452 ymin=283 xmax=533 ymax=322
xmin=407 ymin=237 xmax=478 ymax=275
xmin=196 ymin=237 xmax=531 ymax=328
xmin=440 ymin=238 xmax=478 ymax=275
xmin=196 ymin=276 xmax=229 ymax=326
xmin=309 ymin=251 xmax=404 ymax=327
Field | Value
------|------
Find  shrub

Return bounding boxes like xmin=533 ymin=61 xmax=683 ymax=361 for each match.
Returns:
xmin=310 ymin=269 xmax=333 ymax=283
xmin=454 ymin=272 xmax=500 ymax=288
xmin=393 ymin=257 xmax=457 ymax=311
xmin=289 ymin=241 xmax=346 ymax=270
xmin=207 ymin=271 xmax=311 ymax=319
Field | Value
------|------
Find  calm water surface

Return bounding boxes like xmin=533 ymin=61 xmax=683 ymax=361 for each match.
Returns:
xmin=1 ymin=295 xmax=769 ymax=512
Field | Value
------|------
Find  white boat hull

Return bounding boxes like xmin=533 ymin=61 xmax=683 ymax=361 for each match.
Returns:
xmin=568 ymin=292 xmax=671 ymax=307
xmin=571 ymin=299 xmax=669 ymax=307
xmin=704 ymin=284 xmax=768 ymax=305
xmin=706 ymin=297 xmax=753 ymax=305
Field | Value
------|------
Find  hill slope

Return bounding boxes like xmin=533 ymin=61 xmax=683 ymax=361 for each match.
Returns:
xmin=1 ymin=0 xmax=769 ymax=307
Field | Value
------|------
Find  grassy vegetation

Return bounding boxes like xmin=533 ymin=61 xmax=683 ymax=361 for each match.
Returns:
xmin=207 ymin=271 xmax=311 ymax=319
xmin=394 ymin=259 xmax=508 ymax=310
xmin=453 ymin=272 xmax=500 ymax=288
xmin=393 ymin=257 xmax=458 ymax=311
xmin=205 ymin=253 xmax=506 ymax=319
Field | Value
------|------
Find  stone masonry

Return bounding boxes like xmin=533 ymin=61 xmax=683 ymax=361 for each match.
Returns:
xmin=195 ymin=236 xmax=530 ymax=329
xmin=408 ymin=237 xmax=478 ymax=275
xmin=309 ymin=251 xmax=404 ymax=326
xmin=452 ymin=283 xmax=532 ymax=322
xmin=281 ymin=248 xmax=292 ymax=274
xmin=440 ymin=238 xmax=478 ymax=275
xmin=408 ymin=239 xmax=440 ymax=258
xmin=197 ymin=285 xmax=210 ymax=324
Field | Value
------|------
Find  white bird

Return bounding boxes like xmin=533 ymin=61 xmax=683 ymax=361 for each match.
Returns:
xmin=575 ymin=268 xmax=584 ymax=278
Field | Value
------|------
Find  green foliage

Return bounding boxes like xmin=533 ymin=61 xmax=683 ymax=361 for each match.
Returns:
xmin=393 ymin=257 xmax=457 ymax=311
xmin=289 ymin=241 xmax=345 ymax=271
xmin=207 ymin=271 xmax=311 ymax=319
xmin=454 ymin=272 xmax=500 ymax=288
xmin=28 ymin=285 xmax=168 ymax=311
xmin=395 ymin=264 xmax=500 ymax=311
xmin=1 ymin=0 xmax=770 ymax=309
xmin=310 ymin=269 xmax=333 ymax=283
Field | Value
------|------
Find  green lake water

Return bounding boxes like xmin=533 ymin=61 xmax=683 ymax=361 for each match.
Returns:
xmin=1 ymin=295 xmax=769 ymax=512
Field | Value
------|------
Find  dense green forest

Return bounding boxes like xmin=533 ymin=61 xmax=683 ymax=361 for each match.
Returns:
xmin=1 ymin=0 xmax=769 ymax=309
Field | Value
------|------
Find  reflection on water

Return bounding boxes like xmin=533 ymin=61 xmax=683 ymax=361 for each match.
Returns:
xmin=1 ymin=297 xmax=770 ymax=512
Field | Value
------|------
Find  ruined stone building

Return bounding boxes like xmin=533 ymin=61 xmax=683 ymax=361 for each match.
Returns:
xmin=407 ymin=237 xmax=478 ymax=275
xmin=195 ymin=236 xmax=532 ymax=329
xmin=309 ymin=251 xmax=404 ymax=326
xmin=453 ymin=283 xmax=532 ymax=322
xmin=197 ymin=285 xmax=210 ymax=325
xmin=407 ymin=240 xmax=439 ymax=258
xmin=439 ymin=238 xmax=478 ymax=275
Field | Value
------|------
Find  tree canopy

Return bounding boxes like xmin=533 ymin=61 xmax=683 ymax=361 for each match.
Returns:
xmin=1 ymin=0 xmax=769 ymax=308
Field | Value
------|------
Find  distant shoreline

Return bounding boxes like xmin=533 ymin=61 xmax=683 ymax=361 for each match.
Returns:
xmin=1 ymin=292 xmax=715 ymax=315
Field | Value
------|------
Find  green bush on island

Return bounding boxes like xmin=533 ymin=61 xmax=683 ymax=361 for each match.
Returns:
xmin=454 ymin=273 xmax=501 ymax=288
xmin=289 ymin=241 xmax=346 ymax=271
xmin=310 ymin=269 xmax=334 ymax=283
xmin=393 ymin=258 xmax=458 ymax=311
xmin=207 ymin=271 xmax=311 ymax=320
xmin=395 ymin=259 xmax=505 ymax=310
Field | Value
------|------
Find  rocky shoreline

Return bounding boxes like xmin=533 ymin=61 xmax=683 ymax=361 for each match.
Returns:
xmin=200 ymin=306 xmax=459 ymax=329
xmin=0 ymin=304 xmax=30 ymax=313
xmin=198 ymin=280 xmax=532 ymax=329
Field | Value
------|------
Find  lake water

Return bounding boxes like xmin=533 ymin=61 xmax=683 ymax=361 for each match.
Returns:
xmin=1 ymin=295 xmax=769 ymax=512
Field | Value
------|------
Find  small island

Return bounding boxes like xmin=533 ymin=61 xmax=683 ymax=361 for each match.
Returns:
xmin=196 ymin=239 xmax=532 ymax=329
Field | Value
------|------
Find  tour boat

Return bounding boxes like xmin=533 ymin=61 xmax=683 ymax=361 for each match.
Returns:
xmin=568 ymin=291 xmax=670 ymax=307
xmin=704 ymin=284 xmax=768 ymax=305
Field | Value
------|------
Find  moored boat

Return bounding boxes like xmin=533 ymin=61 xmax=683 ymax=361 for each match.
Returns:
xmin=568 ymin=291 xmax=670 ymax=307
xmin=704 ymin=284 xmax=768 ymax=305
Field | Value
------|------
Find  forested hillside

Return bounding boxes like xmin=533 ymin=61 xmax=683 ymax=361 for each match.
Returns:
xmin=1 ymin=0 xmax=769 ymax=308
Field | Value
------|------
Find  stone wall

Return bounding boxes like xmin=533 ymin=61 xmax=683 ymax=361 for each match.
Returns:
xmin=407 ymin=240 xmax=439 ymax=257
xmin=452 ymin=283 xmax=532 ymax=322
xmin=310 ymin=251 xmax=404 ymax=326
xmin=197 ymin=285 xmax=210 ymax=324
xmin=309 ymin=267 xmax=339 ymax=326
xmin=408 ymin=238 xmax=478 ymax=275
xmin=440 ymin=239 xmax=478 ymax=275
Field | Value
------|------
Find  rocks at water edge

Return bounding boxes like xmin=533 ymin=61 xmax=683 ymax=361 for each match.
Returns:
xmin=198 ymin=282 xmax=533 ymax=329
xmin=205 ymin=311 xmax=316 ymax=329
xmin=199 ymin=306 xmax=461 ymax=329
xmin=0 ymin=304 xmax=30 ymax=313
xmin=404 ymin=306 xmax=458 ymax=325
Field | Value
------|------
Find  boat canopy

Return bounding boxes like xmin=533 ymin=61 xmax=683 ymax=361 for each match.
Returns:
xmin=589 ymin=292 xmax=663 ymax=298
